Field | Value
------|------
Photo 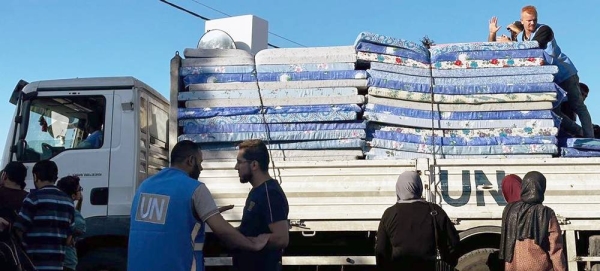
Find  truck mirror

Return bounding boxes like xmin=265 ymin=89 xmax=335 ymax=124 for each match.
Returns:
xmin=9 ymin=80 xmax=28 ymax=105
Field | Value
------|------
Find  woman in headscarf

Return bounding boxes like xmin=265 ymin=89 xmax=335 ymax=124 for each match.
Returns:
xmin=375 ymin=171 xmax=460 ymax=271
xmin=502 ymin=174 xmax=523 ymax=203
xmin=499 ymin=171 xmax=567 ymax=271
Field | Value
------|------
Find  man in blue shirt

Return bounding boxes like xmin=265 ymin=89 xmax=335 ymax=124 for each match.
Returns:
xmin=233 ymin=139 xmax=290 ymax=271
xmin=489 ymin=5 xmax=593 ymax=138
xmin=128 ymin=140 xmax=269 ymax=271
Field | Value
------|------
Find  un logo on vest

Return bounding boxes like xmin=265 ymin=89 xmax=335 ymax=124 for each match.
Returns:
xmin=135 ymin=193 xmax=170 ymax=224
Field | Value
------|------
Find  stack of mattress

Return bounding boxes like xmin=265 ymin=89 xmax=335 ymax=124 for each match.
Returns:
xmin=560 ymin=138 xmax=600 ymax=157
xmin=249 ymin=46 xmax=369 ymax=161
xmin=177 ymin=47 xmax=369 ymax=162
xmin=358 ymin=33 xmax=563 ymax=159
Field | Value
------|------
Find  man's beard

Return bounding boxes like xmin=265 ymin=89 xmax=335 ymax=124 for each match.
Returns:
xmin=240 ymin=171 xmax=252 ymax=184
xmin=189 ymin=163 xmax=201 ymax=180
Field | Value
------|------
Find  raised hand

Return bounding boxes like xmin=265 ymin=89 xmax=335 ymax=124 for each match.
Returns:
xmin=489 ymin=16 xmax=501 ymax=34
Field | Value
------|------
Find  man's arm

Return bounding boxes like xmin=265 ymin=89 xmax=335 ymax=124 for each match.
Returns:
xmin=261 ymin=185 xmax=289 ymax=249
xmin=193 ymin=184 xmax=267 ymax=251
xmin=488 ymin=16 xmax=501 ymax=42
xmin=532 ymin=25 xmax=554 ymax=49
xmin=267 ymin=220 xmax=289 ymax=249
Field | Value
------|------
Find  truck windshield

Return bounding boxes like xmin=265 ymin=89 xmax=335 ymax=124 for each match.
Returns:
xmin=18 ymin=95 xmax=106 ymax=162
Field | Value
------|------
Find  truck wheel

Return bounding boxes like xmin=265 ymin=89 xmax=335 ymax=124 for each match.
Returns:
xmin=77 ymin=247 xmax=127 ymax=271
xmin=455 ymin=248 xmax=503 ymax=271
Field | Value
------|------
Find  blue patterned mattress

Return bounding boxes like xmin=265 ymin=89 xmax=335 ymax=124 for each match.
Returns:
xmin=354 ymin=32 xmax=429 ymax=55
xmin=181 ymin=57 xmax=255 ymax=66
xmin=366 ymin=96 xmax=553 ymax=111
xmin=428 ymin=41 xmax=539 ymax=57
xmin=180 ymin=65 xmax=255 ymax=76
xmin=430 ymin=49 xmax=545 ymax=62
xmin=364 ymin=112 xmax=556 ymax=129
xmin=179 ymin=111 xmax=358 ymax=126
xmin=368 ymin=124 xmax=558 ymax=138
xmin=372 ymin=130 xmax=557 ymax=146
xmin=561 ymin=147 xmax=600 ymax=157
xmin=368 ymin=70 xmax=431 ymax=84
xmin=256 ymin=63 xmax=355 ymax=73
xmin=182 ymin=121 xmax=367 ymax=134
xmin=368 ymin=79 xmax=558 ymax=94
xmin=370 ymin=62 xmax=431 ymax=77
xmin=432 ymin=66 xmax=558 ymax=78
xmin=365 ymin=148 xmax=553 ymax=159
xmin=357 ymin=52 xmax=430 ymax=69
xmin=434 ymin=74 xmax=555 ymax=85
xmin=188 ymin=79 xmax=368 ymax=91
xmin=178 ymin=104 xmax=362 ymax=119
xmin=368 ymin=87 xmax=558 ymax=104
xmin=179 ymin=129 xmax=366 ymax=143
xmin=365 ymin=103 xmax=553 ymax=120
xmin=197 ymin=139 xmax=365 ymax=151
xmin=178 ymin=87 xmax=358 ymax=100
xmin=354 ymin=42 xmax=429 ymax=63
xmin=369 ymin=138 xmax=557 ymax=155
xmin=256 ymin=70 xmax=367 ymax=82
xmin=184 ymin=73 xmax=256 ymax=86
xmin=564 ymin=138 xmax=600 ymax=150
xmin=254 ymin=46 xmax=357 ymax=64
xmin=183 ymin=48 xmax=253 ymax=58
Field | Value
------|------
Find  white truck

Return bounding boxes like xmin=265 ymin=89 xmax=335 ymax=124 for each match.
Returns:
xmin=3 ymin=21 xmax=600 ymax=271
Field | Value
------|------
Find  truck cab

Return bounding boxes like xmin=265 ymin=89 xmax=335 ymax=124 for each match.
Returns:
xmin=2 ymin=76 xmax=169 ymax=270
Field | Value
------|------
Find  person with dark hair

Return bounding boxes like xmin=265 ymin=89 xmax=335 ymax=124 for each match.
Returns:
xmin=375 ymin=171 xmax=459 ymax=270
xmin=0 ymin=162 xmax=29 ymax=224
xmin=56 ymin=175 xmax=85 ymax=271
xmin=14 ymin=160 xmax=75 ymax=271
xmin=232 ymin=139 xmax=290 ymax=271
xmin=128 ymin=140 xmax=269 ymax=271
xmin=499 ymin=171 xmax=566 ymax=271
xmin=77 ymin=113 xmax=103 ymax=149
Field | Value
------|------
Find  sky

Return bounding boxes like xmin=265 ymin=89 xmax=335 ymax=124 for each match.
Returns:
xmin=1 ymin=0 xmax=599 ymax=160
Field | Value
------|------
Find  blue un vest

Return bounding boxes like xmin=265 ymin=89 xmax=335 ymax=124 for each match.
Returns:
xmin=128 ymin=168 xmax=206 ymax=271
xmin=527 ymin=24 xmax=577 ymax=84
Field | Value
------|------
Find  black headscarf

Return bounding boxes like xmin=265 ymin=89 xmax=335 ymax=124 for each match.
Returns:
xmin=499 ymin=171 xmax=552 ymax=263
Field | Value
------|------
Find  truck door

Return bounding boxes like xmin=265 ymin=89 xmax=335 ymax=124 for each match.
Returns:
xmin=15 ymin=90 xmax=113 ymax=218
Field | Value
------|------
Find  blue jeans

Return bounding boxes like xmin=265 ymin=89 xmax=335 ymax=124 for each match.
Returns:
xmin=553 ymin=74 xmax=593 ymax=138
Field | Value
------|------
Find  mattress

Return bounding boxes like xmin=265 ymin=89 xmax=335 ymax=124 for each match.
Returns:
xmin=368 ymin=79 xmax=558 ymax=94
xmin=433 ymin=57 xmax=544 ymax=69
xmin=369 ymin=62 xmax=431 ymax=77
xmin=433 ymin=74 xmax=555 ymax=85
xmin=368 ymin=87 xmax=558 ymax=104
xmin=365 ymin=103 xmax=553 ymax=120
xmin=184 ymin=73 xmax=256 ymax=86
xmin=202 ymin=149 xmax=363 ymax=160
xmin=430 ymin=49 xmax=545 ymax=62
xmin=179 ymin=104 xmax=362 ymax=119
xmin=188 ymin=80 xmax=368 ymax=91
xmin=560 ymin=147 xmax=600 ymax=157
xmin=354 ymin=42 xmax=429 ymax=63
xmin=365 ymin=148 xmax=553 ymax=159
xmin=207 ymin=156 xmax=361 ymax=162
xmin=254 ymin=46 xmax=357 ymax=64
xmin=183 ymin=48 xmax=254 ymax=58
xmin=179 ymin=111 xmax=358 ymax=125
xmin=353 ymin=32 xmax=429 ymax=55
xmin=197 ymin=139 xmax=365 ymax=151
xmin=178 ymin=87 xmax=359 ymax=100
xmin=357 ymin=52 xmax=430 ymax=69
xmin=368 ymin=70 xmax=431 ymax=84
xmin=256 ymin=70 xmax=368 ymax=82
xmin=182 ymin=121 xmax=367 ymax=134
xmin=428 ymin=41 xmax=539 ymax=57
xmin=369 ymin=138 xmax=558 ymax=155
xmin=367 ymin=96 xmax=554 ymax=112
xmin=179 ymin=129 xmax=366 ymax=143
xmin=364 ymin=112 xmax=555 ymax=129
xmin=372 ymin=130 xmax=557 ymax=146
xmin=180 ymin=65 xmax=255 ymax=76
xmin=432 ymin=65 xmax=558 ymax=78
xmin=181 ymin=57 xmax=255 ymax=66
xmin=565 ymin=138 xmax=600 ymax=150
xmin=256 ymin=63 xmax=355 ymax=73
xmin=184 ymin=95 xmax=365 ymax=108
xmin=368 ymin=124 xmax=558 ymax=138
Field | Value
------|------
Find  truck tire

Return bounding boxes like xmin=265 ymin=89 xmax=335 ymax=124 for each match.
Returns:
xmin=76 ymin=247 xmax=127 ymax=271
xmin=455 ymin=248 xmax=503 ymax=271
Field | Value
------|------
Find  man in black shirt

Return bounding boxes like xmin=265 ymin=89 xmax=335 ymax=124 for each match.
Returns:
xmin=233 ymin=139 xmax=289 ymax=271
